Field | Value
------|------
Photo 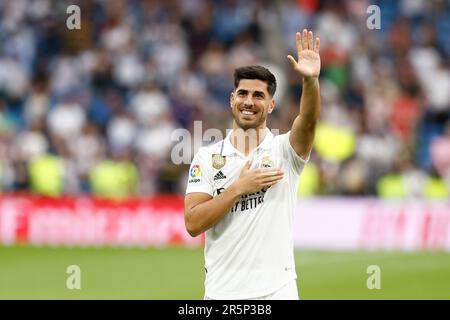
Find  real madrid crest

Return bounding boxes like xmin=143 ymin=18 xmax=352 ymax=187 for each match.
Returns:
xmin=260 ymin=155 xmax=274 ymax=168
xmin=212 ymin=154 xmax=226 ymax=170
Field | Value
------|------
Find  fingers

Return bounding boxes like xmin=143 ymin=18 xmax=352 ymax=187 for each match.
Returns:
xmin=314 ymin=36 xmax=320 ymax=53
xmin=262 ymin=181 xmax=281 ymax=187
xmin=289 ymin=29 xmax=318 ymax=65
xmin=287 ymin=54 xmax=297 ymax=68
xmin=259 ymin=168 xmax=283 ymax=175
xmin=302 ymin=29 xmax=308 ymax=50
xmin=260 ymin=170 xmax=284 ymax=177
xmin=261 ymin=174 xmax=284 ymax=186
xmin=297 ymin=29 xmax=319 ymax=52
xmin=261 ymin=175 xmax=284 ymax=184
xmin=296 ymin=31 xmax=302 ymax=56
xmin=308 ymin=31 xmax=313 ymax=50
xmin=260 ymin=171 xmax=284 ymax=182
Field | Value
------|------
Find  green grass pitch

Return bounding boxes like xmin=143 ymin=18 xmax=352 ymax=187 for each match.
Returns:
xmin=0 ymin=246 xmax=449 ymax=299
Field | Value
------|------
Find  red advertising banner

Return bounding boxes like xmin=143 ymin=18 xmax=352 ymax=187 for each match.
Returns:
xmin=0 ymin=194 xmax=203 ymax=247
xmin=1 ymin=194 xmax=449 ymax=251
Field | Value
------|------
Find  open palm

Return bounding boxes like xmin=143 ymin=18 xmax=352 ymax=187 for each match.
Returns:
xmin=287 ymin=29 xmax=321 ymax=79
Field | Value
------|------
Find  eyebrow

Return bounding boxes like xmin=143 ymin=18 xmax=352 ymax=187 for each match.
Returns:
xmin=237 ymin=89 xmax=266 ymax=97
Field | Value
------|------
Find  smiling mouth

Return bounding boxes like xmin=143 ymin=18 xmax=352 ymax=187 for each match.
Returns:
xmin=240 ymin=110 xmax=257 ymax=116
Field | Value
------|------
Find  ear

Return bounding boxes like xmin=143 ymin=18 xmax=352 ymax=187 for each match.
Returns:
xmin=230 ymin=92 xmax=235 ymax=109
xmin=268 ymin=99 xmax=276 ymax=114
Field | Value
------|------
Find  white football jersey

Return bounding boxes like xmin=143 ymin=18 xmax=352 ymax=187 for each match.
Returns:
xmin=185 ymin=128 xmax=308 ymax=300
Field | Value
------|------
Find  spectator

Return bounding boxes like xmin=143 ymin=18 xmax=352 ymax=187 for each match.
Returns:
xmin=0 ymin=0 xmax=449 ymax=199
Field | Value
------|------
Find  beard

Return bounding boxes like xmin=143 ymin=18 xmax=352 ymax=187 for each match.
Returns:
xmin=232 ymin=106 xmax=268 ymax=131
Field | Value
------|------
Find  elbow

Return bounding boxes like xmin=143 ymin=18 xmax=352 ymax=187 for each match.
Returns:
xmin=185 ymin=212 xmax=201 ymax=237
xmin=186 ymin=225 xmax=201 ymax=238
xmin=188 ymin=230 xmax=201 ymax=238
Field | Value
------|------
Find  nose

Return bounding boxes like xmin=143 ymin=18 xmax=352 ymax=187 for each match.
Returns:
xmin=244 ymin=95 xmax=254 ymax=107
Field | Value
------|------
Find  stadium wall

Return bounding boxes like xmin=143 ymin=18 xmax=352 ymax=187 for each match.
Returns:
xmin=0 ymin=195 xmax=449 ymax=251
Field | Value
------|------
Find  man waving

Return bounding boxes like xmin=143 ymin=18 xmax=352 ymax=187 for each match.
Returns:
xmin=184 ymin=29 xmax=321 ymax=300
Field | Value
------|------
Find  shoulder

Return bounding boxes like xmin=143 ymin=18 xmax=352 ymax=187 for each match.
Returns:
xmin=192 ymin=140 xmax=224 ymax=162
xmin=273 ymin=131 xmax=309 ymax=165
xmin=272 ymin=131 xmax=290 ymax=146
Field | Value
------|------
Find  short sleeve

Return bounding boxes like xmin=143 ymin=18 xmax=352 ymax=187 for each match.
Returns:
xmin=185 ymin=148 xmax=214 ymax=196
xmin=277 ymin=131 xmax=309 ymax=176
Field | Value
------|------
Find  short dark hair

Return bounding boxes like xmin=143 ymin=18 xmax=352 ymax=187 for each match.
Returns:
xmin=233 ymin=65 xmax=277 ymax=97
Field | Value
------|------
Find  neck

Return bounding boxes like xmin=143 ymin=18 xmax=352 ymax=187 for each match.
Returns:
xmin=230 ymin=123 xmax=268 ymax=156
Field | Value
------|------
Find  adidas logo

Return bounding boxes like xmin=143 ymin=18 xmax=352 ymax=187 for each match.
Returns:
xmin=213 ymin=171 xmax=227 ymax=181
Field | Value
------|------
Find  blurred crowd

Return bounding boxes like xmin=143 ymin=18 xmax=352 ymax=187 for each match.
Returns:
xmin=0 ymin=0 xmax=449 ymax=199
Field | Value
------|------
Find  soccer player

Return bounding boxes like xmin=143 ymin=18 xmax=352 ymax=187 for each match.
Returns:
xmin=184 ymin=29 xmax=321 ymax=300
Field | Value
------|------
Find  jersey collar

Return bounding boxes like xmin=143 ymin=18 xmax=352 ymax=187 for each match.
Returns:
xmin=221 ymin=128 xmax=274 ymax=157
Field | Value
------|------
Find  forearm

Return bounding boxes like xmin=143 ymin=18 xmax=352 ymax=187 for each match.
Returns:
xmin=290 ymin=77 xmax=321 ymax=159
xmin=185 ymin=184 xmax=242 ymax=237
xmin=299 ymin=77 xmax=320 ymax=123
